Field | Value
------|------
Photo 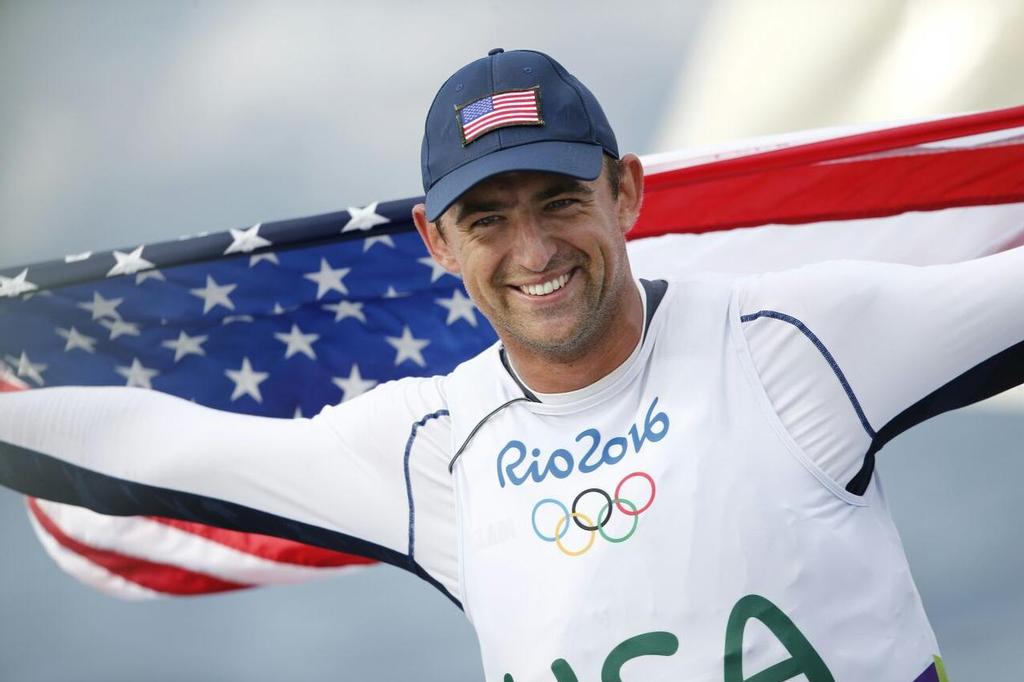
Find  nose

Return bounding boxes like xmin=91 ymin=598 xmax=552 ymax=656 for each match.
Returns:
xmin=511 ymin=213 xmax=557 ymax=272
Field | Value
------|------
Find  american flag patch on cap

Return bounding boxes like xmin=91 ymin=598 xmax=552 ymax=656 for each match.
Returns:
xmin=456 ymin=87 xmax=542 ymax=145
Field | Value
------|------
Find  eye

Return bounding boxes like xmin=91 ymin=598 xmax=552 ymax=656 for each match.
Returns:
xmin=546 ymin=197 xmax=578 ymax=211
xmin=470 ymin=214 xmax=503 ymax=228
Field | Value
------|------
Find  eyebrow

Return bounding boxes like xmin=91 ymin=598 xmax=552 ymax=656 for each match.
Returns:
xmin=532 ymin=179 xmax=593 ymax=203
xmin=454 ymin=179 xmax=594 ymax=223
xmin=455 ymin=198 xmax=514 ymax=223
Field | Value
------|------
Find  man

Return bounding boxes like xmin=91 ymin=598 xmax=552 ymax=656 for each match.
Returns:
xmin=1 ymin=49 xmax=1022 ymax=681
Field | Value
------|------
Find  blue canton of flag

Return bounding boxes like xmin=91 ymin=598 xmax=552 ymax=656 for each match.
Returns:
xmin=460 ymin=98 xmax=494 ymax=125
xmin=0 ymin=199 xmax=496 ymax=418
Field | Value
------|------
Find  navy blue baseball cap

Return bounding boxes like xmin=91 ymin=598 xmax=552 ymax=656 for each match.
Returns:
xmin=421 ymin=48 xmax=619 ymax=222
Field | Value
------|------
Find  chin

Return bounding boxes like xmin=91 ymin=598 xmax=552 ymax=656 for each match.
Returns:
xmin=516 ymin=324 xmax=596 ymax=360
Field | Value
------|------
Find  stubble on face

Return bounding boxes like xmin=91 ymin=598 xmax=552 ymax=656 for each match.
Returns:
xmin=487 ymin=241 xmax=631 ymax=364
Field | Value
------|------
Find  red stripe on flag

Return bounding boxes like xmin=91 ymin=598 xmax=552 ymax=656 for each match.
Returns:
xmin=0 ymin=376 xmax=27 ymax=392
xmin=148 ymin=517 xmax=377 ymax=568
xmin=11 ymin=379 xmax=372 ymax=575
xmin=464 ymin=108 xmax=539 ymax=131
xmin=648 ymin=105 xmax=1024 ymax=189
xmin=491 ymin=92 xmax=537 ymax=104
xmin=464 ymin=114 xmax=540 ymax=140
xmin=28 ymin=498 xmax=251 ymax=596
xmin=634 ymin=109 xmax=1024 ymax=239
xmin=463 ymin=104 xmax=539 ymax=124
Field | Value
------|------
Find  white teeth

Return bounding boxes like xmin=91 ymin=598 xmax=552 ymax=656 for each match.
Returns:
xmin=519 ymin=273 xmax=570 ymax=297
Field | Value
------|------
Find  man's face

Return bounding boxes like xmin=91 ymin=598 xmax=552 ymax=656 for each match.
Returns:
xmin=414 ymin=156 xmax=642 ymax=362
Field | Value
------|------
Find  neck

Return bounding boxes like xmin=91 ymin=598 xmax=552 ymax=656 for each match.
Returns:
xmin=504 ymin=283 xmax=644 ymax=394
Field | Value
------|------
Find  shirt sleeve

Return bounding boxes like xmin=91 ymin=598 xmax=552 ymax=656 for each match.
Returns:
xmin=0 ymin=377 xmax=457 ymax=593
xmin=736 ymin=246 xmax=1024 ymax=495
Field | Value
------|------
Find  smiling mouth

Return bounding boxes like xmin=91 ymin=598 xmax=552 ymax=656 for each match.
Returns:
xmin=517 ymin=271 xmax=572 ymax=297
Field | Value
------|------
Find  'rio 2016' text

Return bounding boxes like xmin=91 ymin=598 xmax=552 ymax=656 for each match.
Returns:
xmin=496 ymin=398 xmax=669 ymax=488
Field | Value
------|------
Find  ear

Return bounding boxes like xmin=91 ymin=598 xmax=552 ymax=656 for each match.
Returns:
xmin=412 ymin=203 xmax=462 ymax=276
xmin=615 ymin=153 xmax=645 ymax=236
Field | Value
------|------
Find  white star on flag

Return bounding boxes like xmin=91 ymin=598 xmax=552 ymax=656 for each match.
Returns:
xmin=224 ymin=223 xmax=272 ymax=255
xmin=0 ymin=269 xmax=39 ymax=298
xmin=56 ymin=327 xmax=97 ymax=353
xmin=0 ymin=361 xmax=21 ymax=389
xmin=274 ymin=324 xmax=320 ymax=360
xmin=64 ymin=251 xmax=92 ymax=263
xmin=323 ymin=300 xmax=366 ymax=323
xmin=249 ymin=252 xmax=279 ymax=267
xmin=222 ymin=315 xmax=254 ymax=325
xmin=100 ymin=318 xmax=141 ymax=340
xmin=363 ymin=235 xmax=395 ymax=251
xmin=225 ymin=357 xmax=269 ymax=403
xmin=77 ymin=291 xmax=123 ymax=320
xmin=135 ymin=269 xmax=165 ymax=284
xmin=190 ymin=275 xmax=237 ymax=313
xmin=4 ymin=352 xmax=46 ymax=386
xmin=272 ymin=302 xmax=287 ymax=315
xmin=332 ymin=364 xmax=378 ymax=401
xmin=303 ymin=258 xmax=351 ymax=299
xmin=417 ymin=256 xmax=451 ymax=283
xmin=106 ymin=246 xmax=155 ymax=277
xmin=436 ymin=288 xmax=478 ymax=326
xmin=161 ymin=331 xmax=208 ymax=362
xmin=386 ymin=326 xmax=430 ymax=367
xmin=384 ymin=285 xmax=409 ymax=299
xmin=115 ymin=358 xmax=160 ymax=389
xmin=341 ymin=202 xmax=389 ymax=232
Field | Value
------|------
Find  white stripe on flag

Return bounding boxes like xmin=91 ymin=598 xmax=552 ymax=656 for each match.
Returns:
xmin=464 ymin=112 xmax=539 ymax=138
xmin=626 ymin=202 xmax=1024 ymax=278
xmin=638 ymin=116 xmax=1024 ymax=175
xmin=28 ymin=506 xmax=160 ymax=600
xmin=34 ymin=499 xmax=364 ymax=586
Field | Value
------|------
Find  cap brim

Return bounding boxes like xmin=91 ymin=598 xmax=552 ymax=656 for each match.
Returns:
xmin=424 ymin=141 xmax=604 ymax=222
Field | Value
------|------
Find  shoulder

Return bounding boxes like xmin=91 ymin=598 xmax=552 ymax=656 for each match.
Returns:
xmin=448 ymin=339 xmax=504 ymax=384
xmin=312 ymin=373 xmax=451 ymax=440
xmin=445 ymin=341 xmax=509 ymax=411
xmin=651 ymin=273 xmax=743 ymax=331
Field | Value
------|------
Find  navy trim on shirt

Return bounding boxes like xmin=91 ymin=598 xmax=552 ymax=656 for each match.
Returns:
xmin=640 ymin=278 xmax=668 ymax=342
xmin=740 ymin=309 xmax=876 ymax=440
xmin=846 ymin=337 xmax=1024 ymax=495
xmin=0 ymin=438 xmax=410 ymax=568
xmin=402 ymin=408 xmax=463 ymax=608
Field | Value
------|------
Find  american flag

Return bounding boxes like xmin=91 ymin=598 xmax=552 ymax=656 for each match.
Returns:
xmin=458 ymin=88 xmax=541 ymax=143
xmin=2 ymin=105 xmax=1024 ymax=598
xmin=0 ymin=197 xmax=500 ymax=595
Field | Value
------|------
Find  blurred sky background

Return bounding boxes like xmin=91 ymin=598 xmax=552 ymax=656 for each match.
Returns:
xmin=1 ymin=1 xmax=1022 ymax=680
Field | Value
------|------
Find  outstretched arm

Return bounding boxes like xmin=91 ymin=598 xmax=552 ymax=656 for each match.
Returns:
xmin=0 ymin=376 xmax=452 ymax=578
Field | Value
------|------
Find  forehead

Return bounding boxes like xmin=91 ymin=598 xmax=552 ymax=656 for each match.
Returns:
xmin=455 ymin=169 xmax=597 ymax=205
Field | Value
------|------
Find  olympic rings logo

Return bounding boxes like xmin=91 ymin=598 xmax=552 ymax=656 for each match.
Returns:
xmin=530 ymin=471 xmax=656 ymax=557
